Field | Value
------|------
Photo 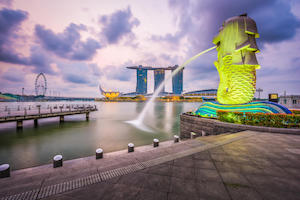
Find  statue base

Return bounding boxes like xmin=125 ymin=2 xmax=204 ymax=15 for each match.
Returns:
xmin=194 ymin=101 xmax=292 ymax=118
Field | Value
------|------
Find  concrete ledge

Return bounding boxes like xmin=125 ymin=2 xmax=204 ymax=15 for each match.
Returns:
xmin=180 ymin=113 xmax=300 ymax=139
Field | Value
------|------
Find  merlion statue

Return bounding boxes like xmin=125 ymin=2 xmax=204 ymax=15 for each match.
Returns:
xmin=194 ymin=14 xmax=292 ymax=117
xmin=213 ymin=13 xmax=260 ymax=104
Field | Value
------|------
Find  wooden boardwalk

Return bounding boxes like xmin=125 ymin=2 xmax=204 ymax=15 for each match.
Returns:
xmin=0 ymin=105 xmax=97 ymax=129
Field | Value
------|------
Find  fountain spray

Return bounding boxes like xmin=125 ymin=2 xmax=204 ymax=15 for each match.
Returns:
xmin=127 ymin=46 xmax=216 ymax=132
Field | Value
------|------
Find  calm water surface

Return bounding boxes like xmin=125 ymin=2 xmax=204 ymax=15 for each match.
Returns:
xmin=0 ymin=101 xmax=201 ymax=170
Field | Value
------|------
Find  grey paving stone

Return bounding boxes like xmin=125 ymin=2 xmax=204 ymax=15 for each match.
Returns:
xmin=169 ymin=177 xmax=198 ymax=198
xmin=173 ymin=156 xmax=195 ymax=168
xmin=246 ymin=174 xmax=300 ymax=193
xmin=272 ymin=159 xmax=295 ymax=168
xmin=209 ymin=147 xmax=227 ymax=155
xmin=142 ymin=163 xmax=172 ymax=177
xmin=196 ymin=181 xmax=230 ymax=200
xmin=101 ymin=183 xmax=140 ymax=200
xmin=171 ymin=165 xmax=195 ymax=180
xmin=43 ymin=194 xmax=77 ymax=200
xmin=229 ymin=156 xmax=254 ymax=165
xmin=220 ymin=171 xmax=250 ymax=186
xmin=195 ymin=168 xmax=222 ymax=182
xmin=237 ymin=164 xmax=264 ymax=175
xmin=214 ymin=161 xmax=240 ymax=172
xmin=284 ymin=167 xmax=300 ymax=179
xmin=118 ymin=172 xmax=148 ymax=188
xmin=226 ymin=184 xmax=263 ymax=200
xmin=193 ymin=151 xmax=211 ymax=160
xmin=194 ymin=159 xmax=216 ymax=170
xmin=210 ymin=154 xmax=233 ymax=162
xmin=168 ymin=193 xmax=199 ymax=200
xmin=62 ymin=182 xmax=111 ymax=200
xmin=260 ymin=166 xmax=291 ymax=177
xmin=142 ymin=174 xmax=171 ymax=193
xmin=257 ymin=188 xmax=300 ymax=200
xmin=136 ymin=189 xmax=168 ymax=200
xmin=250 ymin=157 xmax=274 ymax=167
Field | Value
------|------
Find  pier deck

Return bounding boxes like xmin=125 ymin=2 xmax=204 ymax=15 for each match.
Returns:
xmin=0 ymin=105 xmax=97 ymax=128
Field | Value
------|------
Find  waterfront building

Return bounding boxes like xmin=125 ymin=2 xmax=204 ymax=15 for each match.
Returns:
xmin=136 ymin=65 xmax=147 ymax=94
xmin=279 ymin=95 xmax=300 ymax=109
xmin=154 ymin=69 xmax=165 ymax=94
xmin=172 ymin=65 xmax=183 ymax=94
xmin=127 ymin=65 xmax=184 ymax=95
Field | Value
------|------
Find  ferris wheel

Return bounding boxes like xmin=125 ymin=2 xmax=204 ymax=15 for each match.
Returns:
xmin=35 ymin=73 xmax=47 ymax=96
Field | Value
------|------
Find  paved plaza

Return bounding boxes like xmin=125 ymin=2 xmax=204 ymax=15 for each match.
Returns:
xmin=1 ymin=131 xmax=300 ymax=200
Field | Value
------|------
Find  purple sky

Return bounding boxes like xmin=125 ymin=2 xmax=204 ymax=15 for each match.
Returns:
xmin=0 ymin=0 xmax=299 ymax=98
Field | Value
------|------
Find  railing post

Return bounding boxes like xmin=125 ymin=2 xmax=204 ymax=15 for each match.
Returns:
xmin=37 ymin=105 xmax=41 ymax=115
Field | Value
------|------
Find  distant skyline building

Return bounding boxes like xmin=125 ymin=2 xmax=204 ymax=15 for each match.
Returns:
xmin=127 ymin=65 xmax=184 ymax=95
xmin=154 ymin=69 xmax=165 ymax=94
xmin=136 ymin=65 xmax=147 ymax=94
xmin=172 ymin=65 xmax=183 ymax=94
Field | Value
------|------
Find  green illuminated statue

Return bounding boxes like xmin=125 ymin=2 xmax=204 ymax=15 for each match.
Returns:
xmin=194 ymin=14 xmax=292 ymax=117
xmin=213 ymin=14 xmax=260 ymax=104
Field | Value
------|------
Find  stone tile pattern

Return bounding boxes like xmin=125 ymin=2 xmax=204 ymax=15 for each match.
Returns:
xmin=180 ymin=113 xmax=300 ymax=139
xmin=2 ymin=132 xmax=300 ymax=200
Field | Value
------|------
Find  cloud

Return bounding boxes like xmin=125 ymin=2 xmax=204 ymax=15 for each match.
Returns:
xmin=0 ymin=0 xmax=13 ymax=7
xmin=29 ymin=46 xmax=55 ymax=74
xmin=35 ymin=23 xmax=101 ymax=61
xmin=154 ymin=0 xmax=300 ymax=51
xmin=150 ymin=0 xmax=300 ymax=92
xmin=0 ymin=8 xmax=29 ymax=65
xmin=57 ymin=61 xmax=100 ymax=86
xmin=101 ymin=65 xmax=133 ymax=81
xmin=100 ymin=6 xmax=140 ymax=44
xmin=64 ymin=74 xmax=90 ymax=84
xmin=2 ymin=68 xmax=25 ymax=82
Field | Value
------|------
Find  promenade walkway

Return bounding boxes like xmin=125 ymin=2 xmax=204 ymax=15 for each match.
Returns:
xmin=1 ymin=131 xmax=300 ymax=200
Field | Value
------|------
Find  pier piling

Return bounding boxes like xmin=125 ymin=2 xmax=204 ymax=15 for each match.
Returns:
xmin=16 ymin=120 xmax=23 ymax=129
xmin=34 ymin=119 xmax=38 ymax=127
xmin=86 ymin=112 xmax=89 ymax=121
xmin=60 ymin=116 xmax=64 ymax=123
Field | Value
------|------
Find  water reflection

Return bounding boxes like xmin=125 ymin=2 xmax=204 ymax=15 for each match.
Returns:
xmin=0 ymin=101 xmax=201 ymax=170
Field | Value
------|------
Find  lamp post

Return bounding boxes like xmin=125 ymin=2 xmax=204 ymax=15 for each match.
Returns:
xmin=256 ymin=88 xmax=263 ymax=99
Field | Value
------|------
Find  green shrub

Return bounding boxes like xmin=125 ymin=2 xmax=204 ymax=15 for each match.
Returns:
xmin=291 ymin=109 xmax=300 ymax=115
xmin=217 ymin=111 xmax=300 ymax=128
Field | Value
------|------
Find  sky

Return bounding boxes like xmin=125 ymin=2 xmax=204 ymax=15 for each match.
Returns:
xmin=0 ymin=0 xmax=299 ymax=98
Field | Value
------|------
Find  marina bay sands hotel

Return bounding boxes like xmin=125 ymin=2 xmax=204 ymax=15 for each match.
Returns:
xmin=127 ymin=65 xmax=184 ymax=95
